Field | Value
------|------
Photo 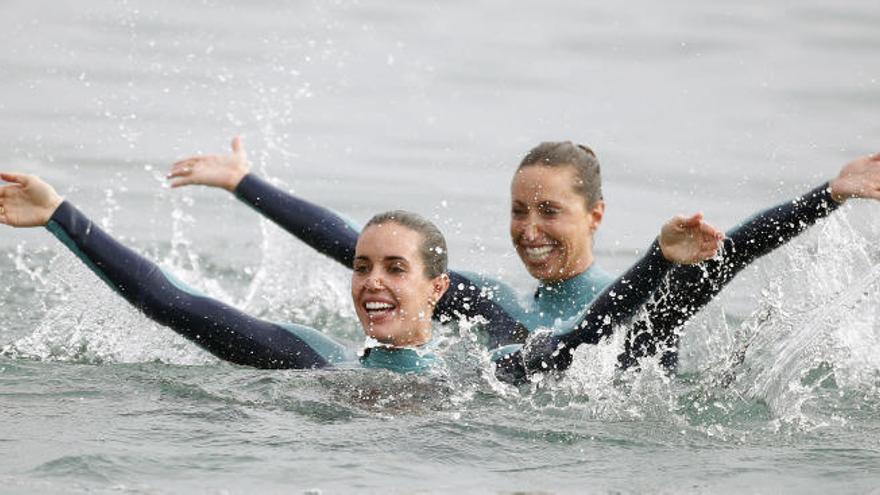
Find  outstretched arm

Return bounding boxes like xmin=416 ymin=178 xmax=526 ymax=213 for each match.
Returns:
xmin=623 ymin=152 xmax=880 ymax=370
xmin=494 ymin=213 xmax=724 ymax=384
xmin=0 ymin=173 xmax=350 ymax=369
xmin=168 ymin=137 xmax=359 ymax=268
xmin=167 ymin=138 xmax=533 ymax=344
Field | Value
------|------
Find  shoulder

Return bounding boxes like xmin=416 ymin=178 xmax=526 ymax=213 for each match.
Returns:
xmin=584 ymin=264 xmax=615 ymax=291
xmin=453 ymin=270 xmax=518 ymax=297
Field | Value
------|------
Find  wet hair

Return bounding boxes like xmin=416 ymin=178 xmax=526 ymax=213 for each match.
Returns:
xmin=364 ymin=210 xmax=448 ymax=279
xmin=517 ymin=141 xmax=603 ymax=207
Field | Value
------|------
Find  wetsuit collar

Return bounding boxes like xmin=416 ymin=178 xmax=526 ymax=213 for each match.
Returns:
xmin=535 ymin=264 xmax=609 ymax=302
xmin=360 ymin=346 xmax=438 ymax=374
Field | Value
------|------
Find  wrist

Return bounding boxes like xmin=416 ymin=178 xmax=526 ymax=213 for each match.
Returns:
xmin=47 ymin=197 xmax=63 ymax=223
xmin=828 ymin=179 xmax=848 ymax=204
xmin=657 ymin=236 xmax=673 ymax=261
xmin=224 ymin=169 xmax=249 ymax=192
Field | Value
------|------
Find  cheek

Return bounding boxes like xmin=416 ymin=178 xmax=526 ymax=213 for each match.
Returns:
xmin=407 ymin=283 xmax=436 ymax=308
xmin=553 ymin=224 xmax=580 ymax=249
xmin=509 ymin=219 xmax=522 ymax=236
xmin=533 ymin=219 xmax=557 ymax=239
xmin=563 ymin=229 xmax=590 ymax=257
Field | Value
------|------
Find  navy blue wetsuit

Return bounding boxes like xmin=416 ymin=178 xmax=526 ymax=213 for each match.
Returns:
xmin=46 ymin=201 xmax=439 ymax=374
xmin=233 ymin=174 xmax=840 ymax=374
xmin=621 ymin=184 xmax=839 ymax=370
xmin=44 ymin=199 xmax=678 ymax=384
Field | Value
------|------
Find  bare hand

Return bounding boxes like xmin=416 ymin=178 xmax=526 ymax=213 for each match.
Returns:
xmin=829 ymin=153 xmax=880 ymax=203
xmin=168 ymin=136 xmax=250 ymax=192
xmin=0 ymin=173 xmax=64 ymax=227
xmin=658 ymin=213 xmax=725 ymax=264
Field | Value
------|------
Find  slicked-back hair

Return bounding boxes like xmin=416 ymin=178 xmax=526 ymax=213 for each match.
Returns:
xmin=517 ymin=141 xmax=603 ymax=208
xmin=364 ymin=210 xmax=448 ymax=279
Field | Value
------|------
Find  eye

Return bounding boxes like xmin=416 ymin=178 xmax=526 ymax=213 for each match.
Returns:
xmin=511 ymin=205 xmax=528 ymax=217
xmin=353 ymin=263 xmax=370 ymax=274
xmin=389 ymin=262 xmax=407 ymax=274
xmin=538 ymin=203 xmax=561 ymax=216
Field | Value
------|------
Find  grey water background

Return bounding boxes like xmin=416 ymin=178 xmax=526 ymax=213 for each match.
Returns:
xmin=1 ymin=0 xmax=880 ymax=493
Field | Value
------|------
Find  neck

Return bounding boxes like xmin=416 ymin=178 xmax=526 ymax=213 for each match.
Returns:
xmin=382 ymin=326 xmax=432 ymax=348
xmin=542 ymin=256 xmax=595 ymax=286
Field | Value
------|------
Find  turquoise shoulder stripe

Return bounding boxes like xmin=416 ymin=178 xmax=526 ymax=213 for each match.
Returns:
xmin=275 ymin=322 xmax=354 ymax=364
xmin=158 ymin=267 xmax=208 ymax=297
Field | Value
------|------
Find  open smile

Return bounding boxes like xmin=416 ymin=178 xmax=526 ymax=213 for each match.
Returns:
xmin=520 ymin=243 xmax=557 ymax=263
xmin=363 ymin=300 xmax=398 ymax=322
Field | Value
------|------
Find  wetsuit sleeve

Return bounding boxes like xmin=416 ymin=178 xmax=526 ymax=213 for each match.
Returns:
xmin=437 ymin=272 xmax=530 ymax=348
xmin=45 ymin=201 xmax=350 ymax=369
xmin=234 ymin=173 xmax=360 ymax=267
xmin=493 ymin=241 xmax=673 ymax=384
xmin=234 ymin=173 xmax=528 ymax=345
xmin=621 ymin=183 xmax=841 ymax=370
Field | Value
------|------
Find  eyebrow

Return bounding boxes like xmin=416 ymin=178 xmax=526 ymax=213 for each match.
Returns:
xmin=353 ymin=255 xmax=409 ymax=262
xmin=512 ymin=199 xmax=562 ymax=207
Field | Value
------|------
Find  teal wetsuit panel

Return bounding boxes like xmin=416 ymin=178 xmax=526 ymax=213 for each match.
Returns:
xmin=456 ymin=264 xmax=614 ymax=333
xmin=274 ymin=323 xmax=356 ymax=364
xmin=275 ymin=324 xmax=439 ymax=373
xmin=359 ymin=346 xmax=440 ymax=374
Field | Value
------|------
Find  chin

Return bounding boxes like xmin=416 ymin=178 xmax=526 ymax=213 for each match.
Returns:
xmin=536 ymin=268 xmax=572 ymax=283
xmin=365 ymin=328 xmax=398 ymax=345
xmin=523 ymin=262 xmax=557 ymax=280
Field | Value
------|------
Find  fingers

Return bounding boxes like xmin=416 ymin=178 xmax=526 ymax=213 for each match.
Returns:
xmin=689 ymin=214 xmax=724 ymax=261
xmin=170 ymin=157 xmax=199 ymax=170
xmin=678 ymin=211 xmax=723 ymax=238
xmin=677 ymin=212 xmax=703 ymax=229
xmin=698 ymin=221 xmax=725 ymax=241
xmin=231 ymin=136 xmax=244 ymax=154
xmin=168 ymin=158 xmax=200 ymax=179
xmin=168 ymin=176 xmax=195 ymax=188
xmin=691 ymin=239 xmax=721 ymax=262
xmin=0 ymin=172 xmax=27 ymax=185
xmin=679 ymin=212 xmax=724 ymax=244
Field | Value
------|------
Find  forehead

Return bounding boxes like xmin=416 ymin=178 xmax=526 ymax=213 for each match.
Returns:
xmin=511 ymin=165 xmax=581 ymax=201
xmin=355 ymin=222 xmax=423 ymax=259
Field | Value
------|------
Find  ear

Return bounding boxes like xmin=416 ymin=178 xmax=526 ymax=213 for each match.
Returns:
xmin=431 ymin=273 xmax=451 ymax=304
xmin=588 ymin=200 xmax=605 ymax=232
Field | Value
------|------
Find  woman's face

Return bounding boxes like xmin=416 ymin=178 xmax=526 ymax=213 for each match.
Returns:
xmin=351 ymin=222 xmax=449 ymax=347
xmin=510 ymin=164 xmax=604 ymax=283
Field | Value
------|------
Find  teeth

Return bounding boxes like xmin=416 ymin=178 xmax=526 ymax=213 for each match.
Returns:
xmin=365 ymin=301 xmax=394 ymax=311
xmin=524 ymin=246 xmax=553 ymax=261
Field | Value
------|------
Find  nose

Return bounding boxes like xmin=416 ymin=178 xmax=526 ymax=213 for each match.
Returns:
xmin=364 ymin=274 xmax=385 ymax=290
xmin=521 ymin=221 xmax=540 ymax=241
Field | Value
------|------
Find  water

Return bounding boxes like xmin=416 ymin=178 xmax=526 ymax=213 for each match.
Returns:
xmin=2 ymin=0 xmax=880 ymax=493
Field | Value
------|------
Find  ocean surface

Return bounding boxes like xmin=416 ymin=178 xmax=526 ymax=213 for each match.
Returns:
xmin=2 ymin=1 xmax=880 ymax=493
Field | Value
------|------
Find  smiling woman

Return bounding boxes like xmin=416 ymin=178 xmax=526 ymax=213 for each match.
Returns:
xmin=352 ymin=211 xmax=450 ymax=348
xmin=0 ymin=172 xmax=453 ymax=374
xmin=510 ymin=156 xmax=604 ymax=282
